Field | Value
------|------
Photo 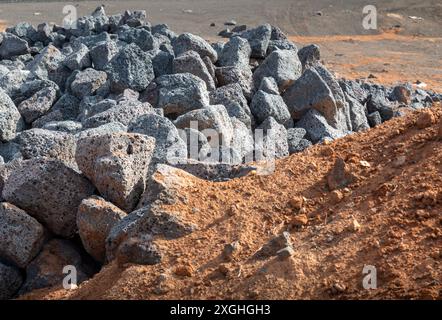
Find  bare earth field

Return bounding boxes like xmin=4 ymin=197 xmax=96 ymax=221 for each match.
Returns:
xmin=1 ymin=0 xmax=441 ymax=91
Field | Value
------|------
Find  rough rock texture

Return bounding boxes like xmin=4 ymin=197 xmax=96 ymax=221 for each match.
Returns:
xmin=251 ymin=90 xmax=293 ymax=128
xmin=0 ymin=89 xmax=24 ymax=141
xmin=105 ymin=43 xmax=155 ymax=92
xmin=256 ymin=116 xmax=289 ymax=159
xmin=17 ymin=86 xmax=58 ymax=124
xmin=0 ymin=262 xmax=23 ymax=300
xmin=218 ymin=36 xmax=251 ymax=68
xmin=142 ymin=73 xmax=209 ymax=117
xmin=173 ymin=50 xmax=215 ymax=91
xmin=240 ymin=24 xmax=271 ymax=59
xmin=70 ymin=68 xmax=107 ymax=98
xmin=2 ymin=158 xmax=95 ymax=237
xmin=0 ymin=202 xmax=45 ymax=268
xmin=77 ymin=196 xmax=127 ymax=263
xmin=128 ymin=113 xmax=187 ymax=166
xmin=173 ymin=33 xmax=218 ymax=63
xmin=253 ymin=50 xmax=302 ymax=93
xmin=76 ymin=132 xmax=155 ymax=212
xmin=18 ymin=128 xmax=77 ymax=167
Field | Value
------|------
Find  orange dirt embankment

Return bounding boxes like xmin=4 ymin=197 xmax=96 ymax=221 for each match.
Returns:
xmin=22 ymin=105 xmax=442 ymax=300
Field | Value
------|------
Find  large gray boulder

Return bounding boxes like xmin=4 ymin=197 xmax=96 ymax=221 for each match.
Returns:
xmin=77 ymin=196 xmax=127 ymax=263
xmin=218 ymin=36 xmax=251 ymax=68
xmin=215 ymin=65 xmax=254 ymax=100
xmin=283 ymin=68 xmax=336 ymax=121
xmin=32 ymin=94 xmax=80 ymax=128
xmin=128 ymin=113 xmax=187 ymax=165
xmin=117 ymin=25 xmax=159 ymax=51
xmin=2 ymin=158 xmax=95 ymax=237
xmin=0 ymin=262 xmax=23 ymax=300
xmin=141 ymin=73 xmax=209 ymax=117
xmin=174 ymin=105 xmax=234 ymax=148
xmin=105 ymin=43 xmax=155 ymax=93
xmin=89 ymin=40 xmax=118 ymax=71
xmin=0 ymin=89 xmax=24 ymax=142
xmin=76 ymin=132 xmax=155 ymax=212
xmin=253 ymin=50 xmax=302 ymax=93
xmin=298 ymin=44 xmax=321 ymax=69
xmin=18 ymin=128 xmax=77 ymax=168
xmin=0 ymin=202 xmax=45 ymax=268
xmin=17 ymin=86 xmax=58 ymax=124
xmin=240 ymin=24 xmax=272 ymax=59
xmin=345 ymin=93 xmax=369 ymax=132
xmin=0 ymin=33 xmax=30 ymax=59
xmin=70 ymin=68 xmax=108 ymax=99
xmin=230 ymin=117 xmax=254 ymax=160
xmin=63 ymin=43 xmax=91 ymax=71
xmin=251 ymin=90 xmax=293 ymax=128
xmin=295 ymin=109 xmax=345 ymax=143
xmin=82 ymin=100 xmax=153 ymax=128
xmin=209 ymin=83 xmax=252 ymax=128
xmin=173 ymin=33 xmax=218 ymax=63
xmin=173 ymin=51 xmax=215 ymax=91
xmin=256 ymin=116 xmax=289 ymax=159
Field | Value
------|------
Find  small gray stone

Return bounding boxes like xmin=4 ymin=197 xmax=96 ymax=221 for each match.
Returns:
xmin=256 ymin=116 xmax=289 ymax=159
xmin=17 ymin=86 xmax=58 ymax=124
xmin=128 ymin=113 xmax=187 ymax=165
xmin=0 ymin=262 xmax=23 ymax=300
xmin=298 ymin=44 xmax=321 ymax=69
xmin=18 ymin=128 xmax=77 ymax=167
xmin=32 ymin=94 xmax=80 ymax=128
xmin=287 ymin=128 xmax=311 ymax=154
xmin=115 ymin=234 xmax=162 ymax=266
xmin=63 ymin=43 xmax=91 ymax=71
xmin=215 ymin=65 xmax=254 ymax=100
xmin=89 ymin=40 xmax=118 ymax=71
xmin=2 ymin=158 xmax=95 ymax=237
xmin=258 ymin=77 xmax=279 ymax=95
xmin=174 ymin=105 xmax=234 ymax=148
xmin=295 ymin=108 xmax=345 ymax=143
xmin=209 ymin=83 xmax=252 ymax=128
xmin=367 ymin=111 xmax=382 ymax=127
xmin=82 ymin=100 xmax=153 ymax=128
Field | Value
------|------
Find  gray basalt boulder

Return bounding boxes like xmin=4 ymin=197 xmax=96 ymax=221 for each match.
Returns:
xmin=105 ymin=43 xmax=155 ymax=93
xmin=0 ymin=33 xmax=30 ymax=59
xmin=70 ymin=68 xmax=108 ymax=99
xmin=173 ymin=51 xmax=215 ymax=91
xmin=18 ymin=128 xmax=77 ymax=167
xmin=173 ymin=33 xmax=218 ymax=63
xmin=77 ymin=196 xmax=127 ymax=263
xmin=141 ymin=73 xmax=209 ymax=117
xmin=2 ymin=158 xmax=95 ymax=237
xmin=19 ymin=239 xmax=95 ymax=294
xmin=76 ymin=132 xmax=156 ymax=212
xmin=218 ymin=36 xmax=251 ymax=68
xmin=0 ymin=202 xmax=45 ymax=268
xmin=240 ymin=24 xmax=272 ymax=59
xmin=0 ymin=89 xmax=24 ymax=142
xmin=253 ymin=49 xmax=302 ymax=93
xmin=128 ymin=113 xmax=187 ymax=166
xmin=209 ymin=83 xmax=252 ymax=128
xmin=251 ymin=90 xmax=293 ymax=128
xmin=0 ymin=262 xmax=23 ymax=300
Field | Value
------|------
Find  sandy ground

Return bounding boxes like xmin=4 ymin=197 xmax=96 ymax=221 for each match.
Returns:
xmin=21 ymin=105 xmax=442 ymax=300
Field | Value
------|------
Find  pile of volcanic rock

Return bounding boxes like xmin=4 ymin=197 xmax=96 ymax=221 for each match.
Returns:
xmin=0 ymin=7 xmax=439 ymax=299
